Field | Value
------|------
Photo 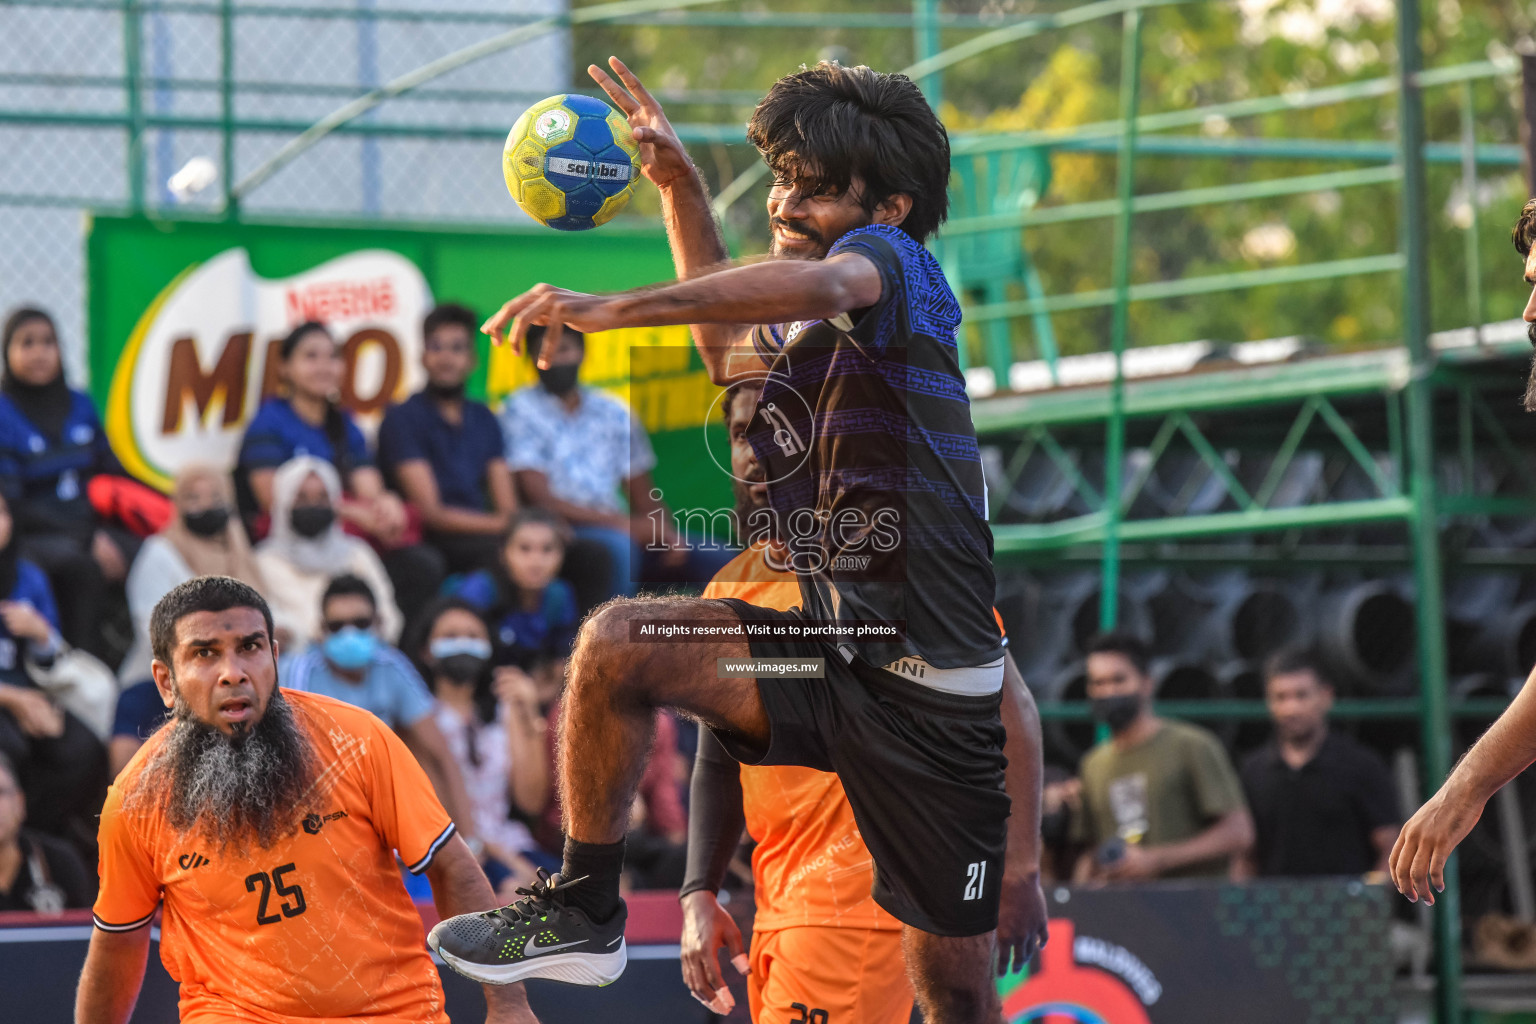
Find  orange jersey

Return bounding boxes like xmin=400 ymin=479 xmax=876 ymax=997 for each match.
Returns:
xmin=704 ymin=545 xmax=900 ymax=932
xmin=94 ymin=690 xmax=456 ymax=1024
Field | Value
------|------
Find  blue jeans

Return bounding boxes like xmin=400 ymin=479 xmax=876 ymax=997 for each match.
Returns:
xmin=572 ymin=524 xmax=737 ymax=600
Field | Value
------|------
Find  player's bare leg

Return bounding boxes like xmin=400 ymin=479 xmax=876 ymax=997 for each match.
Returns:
xmin=902 ymin=927 xmax=1003 ymax=1024
xmin=558 ymin=596 xmax=770 ymax=843
xmin=430 ymin=594 xmax=768 ymax=987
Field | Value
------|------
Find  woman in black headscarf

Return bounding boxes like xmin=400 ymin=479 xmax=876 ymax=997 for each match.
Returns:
xmin=0 ymin=308 xmax=132 ymax=657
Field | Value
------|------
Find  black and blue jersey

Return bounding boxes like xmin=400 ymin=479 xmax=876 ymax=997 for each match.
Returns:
xmin=745 ymin=223 xmax=1001 ymax=671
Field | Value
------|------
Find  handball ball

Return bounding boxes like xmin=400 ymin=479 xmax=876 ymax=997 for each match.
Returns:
xmin=503 ymin=94 xmax=641 ymax=231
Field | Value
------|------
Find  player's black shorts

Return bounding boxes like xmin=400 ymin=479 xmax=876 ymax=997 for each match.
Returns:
xmin=710 ymin=597 xmax=1009 ymax=937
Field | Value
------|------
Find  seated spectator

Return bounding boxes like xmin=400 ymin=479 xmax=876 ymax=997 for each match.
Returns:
xmin=1239 ymin=648 xmax=1400 ymax=877
xmin=378 ymin=304 xmax=519 ymax=573
xmin=499 ymin=324 xmax=733 ymax=600
xmin=1073 ymin=631 xmax=1253 ymax=882
xmin=254 ymin=456 xmax=401 ymax=651
xmin=236 ymin=321 xmax=442 ymax=622
xmin=0 ymin=488 xmax=115 ymax=748
xmin=410 ymin=596 xmax=552 ymax=895
xmin=0 ymin=307 xmax=134 ymax=658
xmin=285 ymin=574 xmax=480 ymax=852
xmin=0 ymin=504 xmax=106 ymax=853
xmin=0 ymin=751 xmax=93 ymax=912
xmin=112 ymin=464 xmax=275 ymax=775
xmin=449 ymin=510 xmax=578 ymax=690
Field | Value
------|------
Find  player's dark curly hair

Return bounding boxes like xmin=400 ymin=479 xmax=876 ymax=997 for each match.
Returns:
xmin=1513 ymin=200 xmax=1536 ymax=407
xmin=747 ymin=62 xmax=950 ymax=243
xmin=721 ymin=378 xmax=763 ymax=423
xmin=1513 ymin=198 xmax=1536 ymax=257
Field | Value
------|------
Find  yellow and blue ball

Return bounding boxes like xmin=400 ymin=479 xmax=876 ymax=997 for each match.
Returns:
xmin=502 ymin=94 xmax=640 ymax=231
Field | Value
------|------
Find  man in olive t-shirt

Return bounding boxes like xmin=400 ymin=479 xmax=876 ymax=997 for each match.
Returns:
xmin=1071 ymin=632 xmax=1253 ymax=882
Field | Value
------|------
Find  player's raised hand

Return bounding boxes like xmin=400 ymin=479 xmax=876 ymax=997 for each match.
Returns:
xmin=481 ymin=284 xmax=621 ymax=361
xmin=679 ymin=889 xmax=748 ymax=1016
xmin=1390 ymin=782 xmax=1484 ymax=906
xmin=589 ymin=56 xmax=694 ymax=189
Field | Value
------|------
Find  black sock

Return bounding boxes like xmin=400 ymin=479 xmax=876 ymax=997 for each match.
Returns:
xmin=561 ymin=836 xmax=625 ymax=923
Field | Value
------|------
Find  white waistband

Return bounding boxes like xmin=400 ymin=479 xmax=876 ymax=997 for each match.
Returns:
xmin=878 ymin=655 xmax=1005 ymax=696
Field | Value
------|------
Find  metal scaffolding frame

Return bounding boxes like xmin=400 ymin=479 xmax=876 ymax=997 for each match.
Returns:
xmin=962 ymin=3 xmax=1523 ymax=1018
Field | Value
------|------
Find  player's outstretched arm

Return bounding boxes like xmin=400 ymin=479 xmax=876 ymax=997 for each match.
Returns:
xmin=426 ymin=836 xmax=541 ymax=1023
xmin=587 ymin=59 xmax=735 ymax=288
xmin=997 ymin=650 xmax=1049 ymax=975
xmin=678 ymin=730 xmax=749 ymax=1014
xmin=587 ymin=58 xmax=755 ymax=366
xmin=482 ymin=253 xmax=882 ymax=385
xmin=1391 ymin=667 xmax=1536 ymax=904
xmin=75 ymin=926 xmax=151 ymax=1024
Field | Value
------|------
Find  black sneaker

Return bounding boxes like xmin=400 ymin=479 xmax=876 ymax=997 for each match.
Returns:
xmin=428 ymin=870 xmax=628 ymax=987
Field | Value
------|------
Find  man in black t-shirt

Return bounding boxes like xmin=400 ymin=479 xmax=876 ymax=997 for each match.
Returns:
xmin=1240 ymin=648 xmax=1400 ymax=877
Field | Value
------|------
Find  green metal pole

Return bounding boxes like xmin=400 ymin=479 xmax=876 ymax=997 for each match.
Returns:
xmin=220 ymin=0 xmax=237 ymax=216
xmin=1100 ymin=8 xmax=1142 ymax=630
xmin=1460 ymin=82 xmax=1483 ymax=341
xmin=913 ymin=0 xmax=942 ymax=108
xmin=123 ymin=0 xmax=144 ymax=212
xmin=1398 ymin=2 xmax=1461 ymax=1021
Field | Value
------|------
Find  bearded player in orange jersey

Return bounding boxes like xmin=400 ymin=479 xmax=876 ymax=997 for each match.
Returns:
xmin=75 ymin=576 xmax=538 ymax=1024
xmin=676 ymin=380 xmax=1049 ymax=1021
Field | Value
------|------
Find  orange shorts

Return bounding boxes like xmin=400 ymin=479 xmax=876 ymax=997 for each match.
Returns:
xmin=748 ymin=926 xmax=913 ymax=1024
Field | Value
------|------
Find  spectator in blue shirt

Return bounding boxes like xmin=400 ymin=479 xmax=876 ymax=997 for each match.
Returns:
xmin=0 ymin=308 xmax=132 ymax=657
xmin=0 ymin=489 xmax=106 ymax=852
xmin=449 ymin=510 xmax=578 ymax=693
xmin=236 ymin=321 xmax=444 ymax=622
xmin=284 ymin=573 xmax=480 ymax=851
xmin=378 ymin=304 xmax=518 ymax=574
xmin=499 ymin=326 xmax=734 ymax=599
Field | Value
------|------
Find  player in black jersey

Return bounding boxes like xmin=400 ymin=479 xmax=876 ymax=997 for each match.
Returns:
xmin=429 ymin=58 xmax=1048 ymax=1023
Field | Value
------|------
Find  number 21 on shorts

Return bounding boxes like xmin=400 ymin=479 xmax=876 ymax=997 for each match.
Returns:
xmin=963 ymin=860 xmax=987 ymax=901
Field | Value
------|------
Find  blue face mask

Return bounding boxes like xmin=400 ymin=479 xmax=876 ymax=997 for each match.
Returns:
xmin=428 ymin=636 xmax=493 ymax=661
xmin=323 ymin=626 xmax=377 ymax=672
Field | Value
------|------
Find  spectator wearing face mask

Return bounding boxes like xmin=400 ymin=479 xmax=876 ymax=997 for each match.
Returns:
xmin=410 ymin=597 xmax=553 ymax=896
xmin=253 ymin=456 xmax=401 ymax=652
xmin=499 ymin=325 xmax=734 ymax=600
xmin=285 ymin=575 xmax=479 ymax=856
xmin=0 ymin=751 xmax=93 ymax=912
xmin=112 ymin=465 xmax=276 ymax=775
xmin=237 ymin=321 xmax=443 ymax=624
xmin=1072 ymin=631 xmax=1253 ymax=883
